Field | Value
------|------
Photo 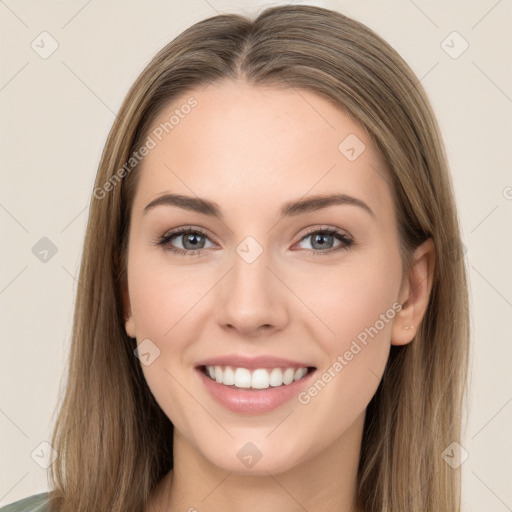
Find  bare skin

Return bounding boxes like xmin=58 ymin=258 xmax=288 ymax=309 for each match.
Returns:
xmin=122 ymin=79 xmax=435 ymax=512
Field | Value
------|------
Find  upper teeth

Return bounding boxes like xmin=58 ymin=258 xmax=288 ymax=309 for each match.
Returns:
xmin=205 ymin=365 xmax=309 ymax=389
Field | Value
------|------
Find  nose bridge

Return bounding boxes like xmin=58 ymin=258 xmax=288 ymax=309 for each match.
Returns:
xmin=232 ymin=241 xmax=272 ymax=294
xmin=215 ymin=237 xmax=288 ymax=333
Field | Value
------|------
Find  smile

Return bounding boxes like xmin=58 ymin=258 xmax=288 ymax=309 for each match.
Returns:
xmin=202 ymin=365 xmax=312 ymax=389
xmin=195 ymin=356 xmax=317 ymax=414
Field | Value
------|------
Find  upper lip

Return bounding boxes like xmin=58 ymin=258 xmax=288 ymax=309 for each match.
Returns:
xmin=195 ymin=355 xmax=315 ymax=370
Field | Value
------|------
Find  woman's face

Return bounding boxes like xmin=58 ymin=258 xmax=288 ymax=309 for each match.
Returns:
xmin=124 ymin=79 xmax=407 ymax=474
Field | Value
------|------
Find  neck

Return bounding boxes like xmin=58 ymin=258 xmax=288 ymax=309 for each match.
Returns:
xmin=153 ymin=411 xmax=366 ymax=512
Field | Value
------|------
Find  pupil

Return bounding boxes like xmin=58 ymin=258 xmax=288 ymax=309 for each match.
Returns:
xmin=185 ymin=233 xmax=202 ymax=249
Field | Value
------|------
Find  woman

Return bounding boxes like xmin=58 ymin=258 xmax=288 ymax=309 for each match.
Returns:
xmin=1 ymin=4 xmax=469 ymax=511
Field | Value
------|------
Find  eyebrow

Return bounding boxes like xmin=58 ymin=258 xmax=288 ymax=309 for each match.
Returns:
xmin=143 ymin=192 xmax=375 ymax=219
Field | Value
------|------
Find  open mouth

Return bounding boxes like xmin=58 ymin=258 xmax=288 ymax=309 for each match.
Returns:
xmin=200 ymin=365 xmax=317 ymax=390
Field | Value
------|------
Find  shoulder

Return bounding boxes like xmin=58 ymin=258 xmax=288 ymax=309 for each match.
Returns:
xmin=0 ymin=493 xmax=50 ymax=512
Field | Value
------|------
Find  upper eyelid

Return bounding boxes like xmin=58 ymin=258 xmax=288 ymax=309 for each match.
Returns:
xmin=299 ymin=225 xmax=351 ymax=238
xmin=164 ymin=225 xmax=216 ymax=242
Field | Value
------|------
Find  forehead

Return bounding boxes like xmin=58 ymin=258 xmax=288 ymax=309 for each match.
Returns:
xmin=133 ymin=79 xmax=393 ymax=221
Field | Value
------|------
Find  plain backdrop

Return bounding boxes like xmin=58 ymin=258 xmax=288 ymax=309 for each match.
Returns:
xmin=1 ymin=0 xmax=511 ymax=510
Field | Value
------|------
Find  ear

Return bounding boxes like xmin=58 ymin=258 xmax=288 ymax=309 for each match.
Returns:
xmin=122 ymin=283 xmax=136 ymax=339
xmin=391 ymin=237 xmax=436 ymax=346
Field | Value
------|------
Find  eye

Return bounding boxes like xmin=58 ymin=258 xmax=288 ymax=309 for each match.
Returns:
xmin=155 ymin=227 xmax=215 ymax=256
xmin=294 ymin=226 xmax=353 ymax=256
xmin=154 ymin=225 xmax=354 ymax=257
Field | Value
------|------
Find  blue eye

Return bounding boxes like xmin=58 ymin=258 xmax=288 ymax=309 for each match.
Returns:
xmin=156 ymin=227 xmax=213 ymax=256
xmin=155 ymin=226 xmax=353 ymax=257
xmin=295 ymin=227 xmax=353 ymax=255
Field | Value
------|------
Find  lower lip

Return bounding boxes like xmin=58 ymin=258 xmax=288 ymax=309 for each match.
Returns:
xmin=196 ymin=367 xmax=316 ymax=414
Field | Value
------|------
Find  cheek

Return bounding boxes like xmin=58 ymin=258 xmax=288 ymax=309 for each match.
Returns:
xmin=126 ymin=247 xmax=209 ymax=416
xmin=295 ymin=248 xmax=401 ymax=416
xmin=300 ymin=246 xmax=402 ymax=352
xmin=293 ymin=286 xmax=398 ymax=460
xmin=127 ymin=245 xmax=206 ymax=339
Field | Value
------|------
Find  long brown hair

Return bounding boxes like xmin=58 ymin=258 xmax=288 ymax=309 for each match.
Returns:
xmin=47 ymin=5 xmax=470 ymax=511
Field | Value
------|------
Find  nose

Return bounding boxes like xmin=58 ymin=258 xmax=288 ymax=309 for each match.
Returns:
xmin=215 ymin=248 xmax=289 ymax=337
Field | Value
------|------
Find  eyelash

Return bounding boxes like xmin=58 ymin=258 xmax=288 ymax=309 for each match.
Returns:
xmin=154 ymin=225 xmax=354 ymax=257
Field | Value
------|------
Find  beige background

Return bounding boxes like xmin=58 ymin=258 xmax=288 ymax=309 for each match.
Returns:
xmin=1 ymin=0 xmax=511 ymax=509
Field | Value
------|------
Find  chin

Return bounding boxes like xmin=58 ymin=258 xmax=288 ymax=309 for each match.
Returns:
xmin=195 ymin=434 xmax=310 ymax=476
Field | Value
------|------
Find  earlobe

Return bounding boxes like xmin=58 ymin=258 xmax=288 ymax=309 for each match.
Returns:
xmin=125 ymin=315 xmax=136 ymax=339
xmin=391 ymin=238 xmax=436 ymax=346
xmin=122 ymin=285 xmax=136 ymax=339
